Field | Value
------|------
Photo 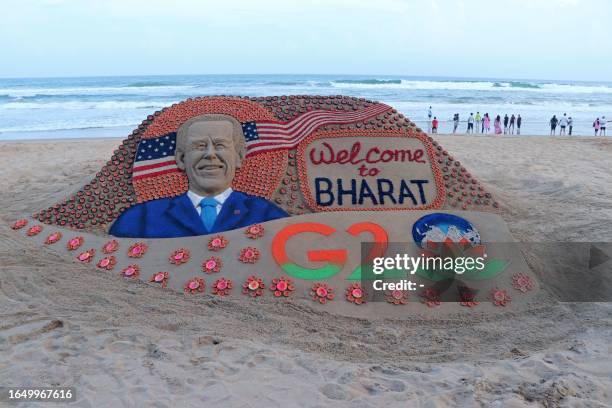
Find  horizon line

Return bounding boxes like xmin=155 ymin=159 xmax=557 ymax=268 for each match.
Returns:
xmin=0 ymin=73 xmax=610 ymax=84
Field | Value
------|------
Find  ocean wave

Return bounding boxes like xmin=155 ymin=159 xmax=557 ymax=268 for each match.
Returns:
xmin=126 ymin=81 xmax=173 ymax=87
xmin=329 ymin=79 xmax=612 ymax=94
xmin=509 ymin=81 xmax=541 ymax=89
xmin=0 ymin=100 xmax=175 ymax=110
xmin=0 ymin=85 xmax=198 ymax=98
xmin=333 ymin=79 xmax=403 ymax=85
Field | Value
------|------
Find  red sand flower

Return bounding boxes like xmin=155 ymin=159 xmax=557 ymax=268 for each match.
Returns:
xmin=201 ymin=256 xmax=222 ymax=274
xmin=345 ymin=282 xmax=366 ymax=305
xmin=270 ymin=276 xmax=295 ymax=297
xmin=11 ymin=219 xmax=28 ymax=230
xmin=386 ymin=289 xmax=408 ymax=305
xmin=420 ymin=288 xmax=441 ymax=308
xmin=239 ymin=247 xmax=260 ymax=264
xmin=458 ymin=285 xmax=479 ymax=307
xmin=169 ymin=248 xmax=190 ymax=265
xmin=310 ymin=282 xmax=334 ymax=304
xmin=102 ymin=239 xmax=119 ymax=254
xmin=245 ymin=224 xmax=265 ymax=239
xmin=127 ymin=242 xmax=148 ymax=258
xmin=97 ymin=256 xmax=116 ymax=270
xmin=44 ymin=231 xmax=62 ymax=245
xmin=26 ymin=225 xmax=43 ymax=236
xmin=212 ymin=277 xmax=233 ymax=296
xmin=120 ymin=265 xmax=140 ymax=279
xmin=77 ymin=248 xmax=96 ymax=263
xmin=242 ymin=275 xmax=265 ymax=297
xmin=149 ymin=271 xmax=169 ymax=288
xmin=512 ymin=273 xmax=534 ymax=293
xmin=491 ymin=288 xmax=512 ymax=306
xmin=184 ymin=277 xmax=206 ymax=294
xmin=208 ymin=235 xmax=228 ymax=251
xmin=66 ymin=236 xmax=84 ymax=251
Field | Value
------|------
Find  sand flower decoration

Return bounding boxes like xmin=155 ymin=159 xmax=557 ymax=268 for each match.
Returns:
xmin=127 ymin=242 xmax=148 ymax=258
xmin=44 ymin=231 xmax=62 ymax=245
xmin=512 ymin=273 xmax=534 ymax=293
xmin=201 ymin=256 xmax=222 ymax=274
xmin=458 ymin=285 xmax=479 ymax=307
xmin=386 ymin=289 xmax=408 ymax=305
xmin=208 ymin=235 xmax=228 ymax=251
xmin=169 ymin=248 xmax=190 ymax=265
xmin=242 ymin=275 xmax=265 ymax=297
xmin=184 ymin=277 xmax=206 ymax=294
xmin=11 ymin=219 xmax=28 ymax=230
xmin=102 ymin=239 xmax=119 ymax=254
xmin=491 ymin=288 xmax=512 ymax=307
xmin=310 ymin=282 xmax=334 ymax=304
xmin=149 ymin=271 xmax=169 ymax=288
xmin=212 ymin=277 xmax=233 ymax=296
xmin=97 ymin=256 xmax=116 ymax=271
xmin=270 ymin=276 xmax=295 ymax=297
xmin=66 ymin=236 xmax=84 ymax=251
xmin=239 ymin=247 xmax=260 ymax=264
xmin=77 ymin=248 xmax=96 ymax=263
xmin=420 ymin=288 xmax=441 ymax=308
xmin=26 ymin=225 xmax=43 ymax=236
xmin=345 ymin=283 xmax=366 ymax=305
xmin=120 ymin=265 xmax=140 ymax=279
xmin=245 ymin=224 xmax=265 ymax=239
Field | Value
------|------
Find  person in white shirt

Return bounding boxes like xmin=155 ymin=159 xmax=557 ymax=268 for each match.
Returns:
xmin=559 ymin=113 xmax=569 ymax=135
xmin=601 ymin=116 xmax=608 ymax=136
xmin=467 ymin=113 xmax=474 ymax=134
xmin=427 ymin=106 xmax=433 ymax=133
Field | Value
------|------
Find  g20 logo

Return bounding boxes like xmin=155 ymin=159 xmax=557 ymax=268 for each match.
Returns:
xmin=271 ymin=222 xmax=388 ymax=280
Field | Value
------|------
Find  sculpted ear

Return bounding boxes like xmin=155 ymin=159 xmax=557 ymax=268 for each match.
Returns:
xmin=175 ymin=148 xmax=186 ymax=171
xmin=236 ymin=144 xmax=246 ymax=169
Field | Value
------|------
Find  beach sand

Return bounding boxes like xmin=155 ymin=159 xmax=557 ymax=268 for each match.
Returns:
xmin=1 ymin=135 xmax=611 ymax=407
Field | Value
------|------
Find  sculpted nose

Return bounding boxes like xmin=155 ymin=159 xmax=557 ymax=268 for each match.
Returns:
xmin=203 ymin=144 xmax=217 ymax=159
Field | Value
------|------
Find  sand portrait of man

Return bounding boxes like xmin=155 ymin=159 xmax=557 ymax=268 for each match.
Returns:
xmin=110 ymin=114 xmax=289 ymax=238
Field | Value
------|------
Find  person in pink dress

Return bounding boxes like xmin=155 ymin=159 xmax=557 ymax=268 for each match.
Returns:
xmin=494 ymin=115 xmax=502 ymax=134
xmin=594 ymin=118 xmax=600 ymax=136
xmin=483 ymin=113 xmax=491 ymax=133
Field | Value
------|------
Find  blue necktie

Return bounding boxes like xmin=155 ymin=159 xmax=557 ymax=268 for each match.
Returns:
xmin=199 ymin=197 xmax=218 ymax=231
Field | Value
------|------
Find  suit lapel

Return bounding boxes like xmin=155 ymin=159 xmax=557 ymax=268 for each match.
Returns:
xmin=213 ymin=192 xmax=249 ymax=233
xmin=165 ymin=194 xmax=208 ymax=236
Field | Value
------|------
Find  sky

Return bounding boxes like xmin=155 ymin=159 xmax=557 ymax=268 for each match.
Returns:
xmin=1 ymin=0 xmax=611 ymax=81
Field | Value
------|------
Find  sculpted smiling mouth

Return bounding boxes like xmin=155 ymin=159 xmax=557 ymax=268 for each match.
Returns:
xmin=196 ymin=163 xmax=224 ymax=172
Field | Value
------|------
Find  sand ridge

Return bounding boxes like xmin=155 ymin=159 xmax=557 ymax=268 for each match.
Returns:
xmin=1 ymin=136 xmax=611 ymax=406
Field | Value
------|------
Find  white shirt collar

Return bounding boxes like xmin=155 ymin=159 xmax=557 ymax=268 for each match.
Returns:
xmin=187 ymin=187 xmax=233 ymax=212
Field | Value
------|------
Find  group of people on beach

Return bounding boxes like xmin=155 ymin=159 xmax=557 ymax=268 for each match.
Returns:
xmin=549 ymin=113 xmax=608 ymax=136
xmin=549 ymin=113 xmax=573 ymax=135
xmin=427 ymin=107 xmax=521 ymax=135
xmin=428 ymin=106 xmax=609 ymax=136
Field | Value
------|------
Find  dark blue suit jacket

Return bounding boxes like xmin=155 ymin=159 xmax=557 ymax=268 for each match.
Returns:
xmin=109 ymin=191 xmax=288 ymax=238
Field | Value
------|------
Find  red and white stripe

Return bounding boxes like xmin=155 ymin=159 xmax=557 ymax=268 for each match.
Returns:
xmin=132 ymin=157 xmax=178 ymax=181
xmin=245 ymin=103 xmax=391 ymax=156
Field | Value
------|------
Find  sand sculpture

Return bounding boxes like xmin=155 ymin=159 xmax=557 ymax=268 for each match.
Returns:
xmin=10 ymin=95 xmax=539 ymax=317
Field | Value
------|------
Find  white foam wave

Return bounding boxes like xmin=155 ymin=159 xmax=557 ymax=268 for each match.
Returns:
xmin=0 ymin=85 xmax=197 ymax=98
xmin=0 ymin=100 xmax=176 ymax=110
xmin=330 ymin=79 xmax=612 ymax=94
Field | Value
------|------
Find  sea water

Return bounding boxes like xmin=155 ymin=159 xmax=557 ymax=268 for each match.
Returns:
xmin=1 ymin=74 xmax=610 ymax=140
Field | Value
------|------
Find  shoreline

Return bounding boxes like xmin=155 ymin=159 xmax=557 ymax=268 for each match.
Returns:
xmin=0 ymin=133 xmax=610 ymax=144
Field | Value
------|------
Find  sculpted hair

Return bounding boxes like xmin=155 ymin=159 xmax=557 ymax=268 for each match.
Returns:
xmin=176 ymin=114 xmax=246 ymax=155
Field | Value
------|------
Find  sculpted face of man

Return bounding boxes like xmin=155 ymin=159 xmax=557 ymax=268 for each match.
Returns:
xmin=175 ymin=116 xmax=245 ymax=196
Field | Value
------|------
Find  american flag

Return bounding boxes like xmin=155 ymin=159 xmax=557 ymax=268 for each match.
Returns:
xmin=132 ymin=103 xmax=391 ymax=181
xmin=241 ymin=103 xmax=391 ymax=157
xmin=132 ymin=132 xmax=178 ymax=181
